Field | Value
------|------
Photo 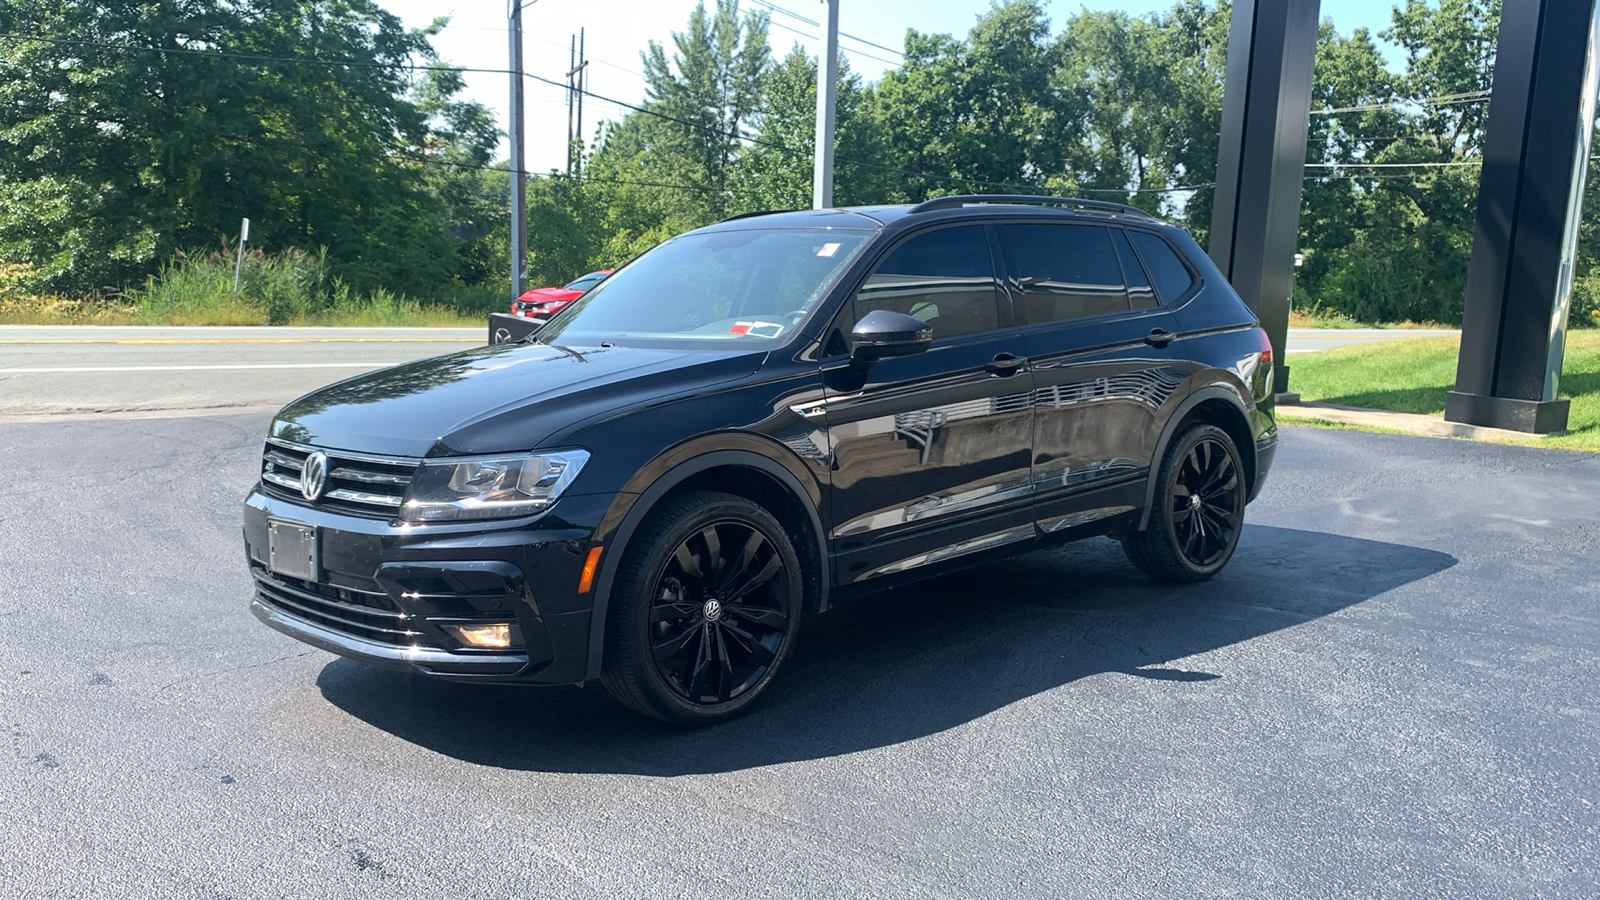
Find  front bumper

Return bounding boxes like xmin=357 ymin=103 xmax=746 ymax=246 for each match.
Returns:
xmin=242 ymin=487 xmax=609 ymax=684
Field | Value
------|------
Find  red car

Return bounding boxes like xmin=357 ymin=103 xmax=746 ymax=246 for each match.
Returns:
xmin=511 ymin=269 xmax=612 ymax=319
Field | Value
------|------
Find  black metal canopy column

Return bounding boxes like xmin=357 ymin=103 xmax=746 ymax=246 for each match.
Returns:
xmin=1447 ymin=0 xmax=1600 ymax=434
xmin=1208 ymin=0 xmax=1321 ymax=395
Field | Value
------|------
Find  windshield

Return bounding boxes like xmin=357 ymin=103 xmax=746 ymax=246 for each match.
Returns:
xmin=538 ymin=228 xmax=872 ymax=347
xmin=564 ymin=271 xmax=607 ymax=292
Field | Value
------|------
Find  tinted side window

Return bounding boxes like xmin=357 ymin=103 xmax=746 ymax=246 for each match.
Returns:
xmin=1129 ymin=231 xmax=1196 ymax=303
xmin=855 ymin=226 xmax=1000 ymax=340
xmin=1112 ymin=230 xmax=1157 ymax=309
xmin=999 ymin=224 xmax=1128 ymax=324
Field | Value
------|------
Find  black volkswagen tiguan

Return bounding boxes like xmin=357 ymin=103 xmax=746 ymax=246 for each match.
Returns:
xmin=243 ymin=195 xmax=1278 ymax=725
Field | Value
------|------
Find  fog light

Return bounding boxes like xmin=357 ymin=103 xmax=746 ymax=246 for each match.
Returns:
xmin=443 ymin=622 xmax=518 ymax=650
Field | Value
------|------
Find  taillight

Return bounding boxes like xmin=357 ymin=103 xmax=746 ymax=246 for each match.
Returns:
xmin=1256 ymin=327 xmax=1274 ymax=364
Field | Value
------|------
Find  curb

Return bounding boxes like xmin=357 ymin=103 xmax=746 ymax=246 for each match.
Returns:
xmin=1275 ymin=400 xmax=1553 ymax=443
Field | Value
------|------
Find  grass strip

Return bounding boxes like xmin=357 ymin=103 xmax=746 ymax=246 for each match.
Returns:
xmin=1288 ymin=331 xmax=1600 ymax=452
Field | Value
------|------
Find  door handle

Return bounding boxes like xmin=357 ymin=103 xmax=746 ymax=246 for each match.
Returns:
xmin=986 ymin=352 xmax=1026 ymax=376
xmin=1144 ymin=328 xmax=1175 ymax=348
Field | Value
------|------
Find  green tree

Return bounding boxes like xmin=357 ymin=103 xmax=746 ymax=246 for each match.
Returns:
xmin=742 ymin=48 xmax=885 ymax=209
xmin=1294 ymin=22 xmax=1401 ymax=315
xmin=637 ymin=0 xmax=771 ymax=221
xmin=868 ymin=1 xmax=1057 ymax=200
xmin=0 ymin=0 xmax=495 ymax=296
xmin=1298 ymin=0 xmax=1498 ymax=324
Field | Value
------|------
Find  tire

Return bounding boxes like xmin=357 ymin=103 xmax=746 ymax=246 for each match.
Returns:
xmin=1122 ymin=423 xmax=1247 ymax=582
xmin=601 ymin=491 xmax=804 ymax=726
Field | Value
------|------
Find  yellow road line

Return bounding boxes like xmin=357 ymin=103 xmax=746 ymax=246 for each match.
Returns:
xmin=0 ymin=338 xmax=479 ymax=345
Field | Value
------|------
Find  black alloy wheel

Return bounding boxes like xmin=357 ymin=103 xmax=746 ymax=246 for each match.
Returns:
xmin=1121 ymin=423 xmax=1246 ymax=582
xmin=603 ymin=491 xmax=803 ymax=725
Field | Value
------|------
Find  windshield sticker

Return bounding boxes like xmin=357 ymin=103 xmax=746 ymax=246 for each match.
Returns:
xmin=817 ymin=242 xmax=841 ymax=257
xmin=729 ymin=321 xmax=784 ymax=338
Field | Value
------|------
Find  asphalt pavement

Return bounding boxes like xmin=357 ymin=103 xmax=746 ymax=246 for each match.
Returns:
xmin=1 ymin=409 xmax=1596 ymax=898
xmin=0 ymin=325 xmax=1453 ymax=419
xmin=0 ymin=326 xmax=482 ymax=417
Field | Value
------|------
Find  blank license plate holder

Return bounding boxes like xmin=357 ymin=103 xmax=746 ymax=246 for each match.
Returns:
xmin=267 ymin=520 xmax=319 ymax=582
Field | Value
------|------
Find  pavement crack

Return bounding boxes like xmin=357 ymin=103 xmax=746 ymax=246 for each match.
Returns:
xmin=157 ymin=651 xmax=317 ymax=692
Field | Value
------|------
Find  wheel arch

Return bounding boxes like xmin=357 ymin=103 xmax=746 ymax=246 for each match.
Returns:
xmin=1136 ymin=386 xmax=1257 ymax=532
xmin=581 ymin=442 xmax=829 ymax=682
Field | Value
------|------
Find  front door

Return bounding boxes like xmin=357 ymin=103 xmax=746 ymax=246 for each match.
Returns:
xmin=819 ymin=225 xmax=1036 ymax=585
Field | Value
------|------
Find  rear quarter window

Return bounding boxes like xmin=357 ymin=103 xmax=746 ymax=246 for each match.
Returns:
xmin=1128 ymin=230 xmax=1196 ymax=304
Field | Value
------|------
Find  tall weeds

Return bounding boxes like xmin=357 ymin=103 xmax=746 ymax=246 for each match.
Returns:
xmin=118 ymin=244 xmax=480 ymax=326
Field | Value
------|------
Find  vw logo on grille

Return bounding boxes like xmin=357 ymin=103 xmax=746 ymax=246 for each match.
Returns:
xmin=300 ymin=451 xmax=329 ymax=502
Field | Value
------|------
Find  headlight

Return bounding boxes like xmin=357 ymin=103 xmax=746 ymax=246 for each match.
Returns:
xmin=399 ymin=450 xmax=590 ymax=523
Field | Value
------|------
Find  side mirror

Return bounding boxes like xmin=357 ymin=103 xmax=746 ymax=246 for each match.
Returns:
xmin=850 ymin=309 xmax=932 ymax=362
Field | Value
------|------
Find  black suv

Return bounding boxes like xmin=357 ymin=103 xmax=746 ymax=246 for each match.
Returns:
xmin=243 ymin=195 xmax=1277 ymax=725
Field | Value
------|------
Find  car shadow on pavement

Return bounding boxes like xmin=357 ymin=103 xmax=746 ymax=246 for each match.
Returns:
xmin=316 ymin=524 xmax=1455 ymax=774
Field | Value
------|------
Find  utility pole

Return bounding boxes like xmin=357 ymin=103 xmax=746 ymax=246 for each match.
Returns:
xmin=569 ymin=34 xmax=582 ymax=173
xmin=576 ymin=28 xmax=586 ymax=172
xmin=812 ymin=0 xmax=839 ymax=209
xmin=508 ymin=1 xmax=533 ymax=303
xmin=566 ymin=30 xmax=589 ymax=175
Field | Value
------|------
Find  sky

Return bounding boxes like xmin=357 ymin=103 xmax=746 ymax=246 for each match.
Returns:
xmin=377 ymin=0 xmax=1414 ymax=173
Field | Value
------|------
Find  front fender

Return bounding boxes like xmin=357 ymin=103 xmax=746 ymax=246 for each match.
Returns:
xmin=580 ymin=440 xmax=828 ymax=683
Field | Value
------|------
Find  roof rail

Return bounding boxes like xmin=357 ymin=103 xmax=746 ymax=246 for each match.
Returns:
xmin=718 ymin=208 xmax=794 ymax=223
xmin=906 ymin=194 xmax=1158 ymax=221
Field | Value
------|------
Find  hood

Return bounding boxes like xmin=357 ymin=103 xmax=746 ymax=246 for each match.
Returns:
xmin=270 ymin=341 xmax=764 ymax=457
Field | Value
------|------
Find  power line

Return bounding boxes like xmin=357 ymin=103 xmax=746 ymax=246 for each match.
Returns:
xmin=1307 ymin=170 xmax=1480 ymax=181
xmin=1311 ymin=90 xmax=1490 ymax=116
xmin=1073 ymin=182 xmax=1215 ymax=195
xmin=519 ymin=66 xmax=1055 ymax=193
xmin=761 ymin=15 xmax=902 ymax=68
xmin=748 ymin=0 xmax=904 ymax=58
xmin=1306 ymin=160 xmax=1480 ymax=168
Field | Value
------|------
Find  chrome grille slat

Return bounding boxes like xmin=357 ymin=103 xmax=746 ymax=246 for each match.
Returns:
xmin=266 ymin=437 xmax=422 ymax=467
xmin=262 ymin=471 xmax=301 ymax=491
xmin=259 ymin=438 xmax=418 ymax=517
xmin=256 ymin=586 xmax=423 ymax=640
xmin=326 ymin=488 xmax=403 ymax=508
xmin=251 ymin=572 xmax=407 ymax=620
xmin=329 ymin=467 xmax=411 ymax=486
xmin=264 ymin=451 xmax=304 ymax=471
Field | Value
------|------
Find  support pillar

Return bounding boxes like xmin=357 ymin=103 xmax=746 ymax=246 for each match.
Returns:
xmin=1446 ymin=0 xmax=1600 ymax=434
xmin=1208 ymin=0 xmax=1321 ymax=395
xmin=812 ymin=0 xmax=839 ymax=210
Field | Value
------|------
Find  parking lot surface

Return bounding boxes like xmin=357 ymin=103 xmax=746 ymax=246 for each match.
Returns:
xmin=1 ymin=413 xmax=1596 ymax=899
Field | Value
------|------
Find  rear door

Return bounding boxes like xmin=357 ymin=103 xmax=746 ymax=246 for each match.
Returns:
xmin=819 ymin=225 xmax=1037 ymax=585
xmin=997 ymin=221 xmax=1194 ymax=535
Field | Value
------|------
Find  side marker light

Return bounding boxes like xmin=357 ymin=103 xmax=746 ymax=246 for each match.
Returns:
xmin=578 ymin=545 xmax=603 ymax=594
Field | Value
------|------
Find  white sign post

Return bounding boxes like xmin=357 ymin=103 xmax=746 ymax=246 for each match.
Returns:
xmin=233 ymin=217 xmax=250 ymax=297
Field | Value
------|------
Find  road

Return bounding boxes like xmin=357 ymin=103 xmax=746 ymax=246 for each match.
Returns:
xmin=1282 ymin=326 xmax=1459 ymax=352
xmin=0 ymin=326 xmax=482 ymax=417
xmin=0 ymin=325 xmax=1456 ymax=419
xmin=1 ymin=415 xmax=1595 ymax=898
